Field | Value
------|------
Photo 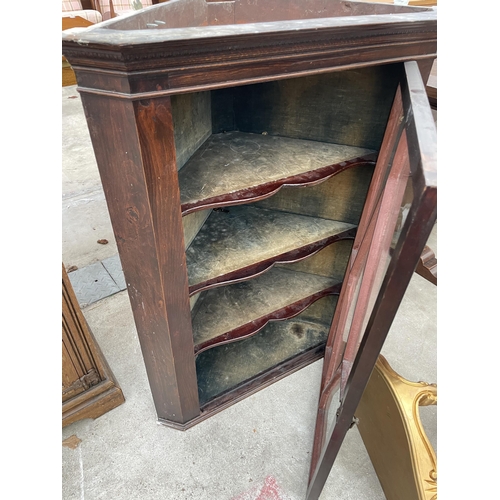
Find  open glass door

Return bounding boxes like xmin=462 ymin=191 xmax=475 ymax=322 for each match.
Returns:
xmin=306 ymin=60 xmax=437 ymax=500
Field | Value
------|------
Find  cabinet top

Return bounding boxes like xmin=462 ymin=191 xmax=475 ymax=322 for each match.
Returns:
xmin=62 ymin=0 xmax=437 ymax=98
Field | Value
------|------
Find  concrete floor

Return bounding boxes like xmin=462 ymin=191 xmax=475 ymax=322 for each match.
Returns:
xmin=62 ymin=84 xmax=437 ymax=500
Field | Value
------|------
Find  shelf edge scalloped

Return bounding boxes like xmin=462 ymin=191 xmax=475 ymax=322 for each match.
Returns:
xmin=188 ymin=227 xmax=356 ymax=296
xmin=181 ymin=155 xmax=377 ymax=216
xmin=194 ymin=283 xmax=342 ymax=356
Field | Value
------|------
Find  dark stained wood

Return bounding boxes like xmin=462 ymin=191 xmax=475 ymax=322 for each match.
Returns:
xmin=62 ymin=3 xmax=436 ymax=98
xmin=62 ymin=265 xmax=125 ymax=427
xmin=63 ymin=1 xmax=437 ymax=433
xmin=79 ymin=92 xmax=200 ymax=424
xmin=306 ymin=61 xmax=437 ymax=500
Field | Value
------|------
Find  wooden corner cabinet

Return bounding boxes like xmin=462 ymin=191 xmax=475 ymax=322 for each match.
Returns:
xmin=62 ymin=0 xmax=437 ymax=434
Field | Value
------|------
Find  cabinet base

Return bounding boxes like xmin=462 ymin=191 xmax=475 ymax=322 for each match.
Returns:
xmin=63 ymin=381 xmax=125 ymax=428
xmin=157 ymin=345 xmax=325 ymax=430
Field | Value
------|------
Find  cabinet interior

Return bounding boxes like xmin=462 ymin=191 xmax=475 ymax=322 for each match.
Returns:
xmin=173 ymin=64 xmax=400 ymax=409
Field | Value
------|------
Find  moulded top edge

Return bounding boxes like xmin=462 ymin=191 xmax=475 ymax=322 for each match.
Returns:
xmin=62 ymin=10 xmax=437 ymax=49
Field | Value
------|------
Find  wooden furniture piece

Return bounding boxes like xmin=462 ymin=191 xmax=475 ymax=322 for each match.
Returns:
xmin=62 ymin=0 xmax=437 ymax=434
xmin=306 ymin=59 xmax=437 ymax=499
xmin=63 ymin=265 xmax=125 ymax=427
xmin=62 ymin=16 xmax=94 ymax=87
xmin=356 ymin=356 xmax=437 ymax=500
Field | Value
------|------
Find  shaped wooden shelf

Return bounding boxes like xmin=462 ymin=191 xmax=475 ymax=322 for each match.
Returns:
xmin=196 ymin=298 xmax=337 ymax=407
xmin=192 ymin=267 xmax=343 ymax=355
xmin=178 ymin=131 xmax=376 ymax=214
xmin=186 ymin=205 xmax=356 ymax=295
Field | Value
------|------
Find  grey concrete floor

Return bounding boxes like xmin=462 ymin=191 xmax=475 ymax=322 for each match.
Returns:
xmin=62 ymin=85 xmax=437 ymax=500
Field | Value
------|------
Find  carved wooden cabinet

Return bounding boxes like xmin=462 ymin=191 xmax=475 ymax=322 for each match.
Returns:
xmin=63 ymin=265 xmax=125 ymax=426
xmin=62 ymin=0 xmax=437 ymax=436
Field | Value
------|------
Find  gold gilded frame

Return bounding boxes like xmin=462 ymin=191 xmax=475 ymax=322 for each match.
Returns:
xmin=356 ymin=355 xmax=437 ymax=500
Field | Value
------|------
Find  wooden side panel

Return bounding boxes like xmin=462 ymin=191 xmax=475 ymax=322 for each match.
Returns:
xmin=80 ymin=93 xmax=200 ymax=424
xmin=183 ymin=209 xmax=212 ymax=249
xmin=232 ymin=66 xmax=401 ymax=150
xmin=172 ymin=91 xmax=212 ymax=170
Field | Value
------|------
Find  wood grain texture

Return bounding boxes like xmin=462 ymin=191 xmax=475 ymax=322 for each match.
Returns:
xmin=62 ymin=2 xmax=436 ymax=98
xmin=185 ymin=205 xmax=356 ymax=294
xmin=178 ymin=131 xmax=375 ymax=214
xmin=62 ymin=1 xmax=437 ymax=431
xmin=62 ymin=265 xmax=125 ymax=427
xmin=80 ymin=92 xmax=200 ymax=424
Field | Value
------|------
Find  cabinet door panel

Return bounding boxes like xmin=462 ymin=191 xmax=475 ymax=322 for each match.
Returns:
xmin=306 ymin=61 xmax=437 ymax=500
